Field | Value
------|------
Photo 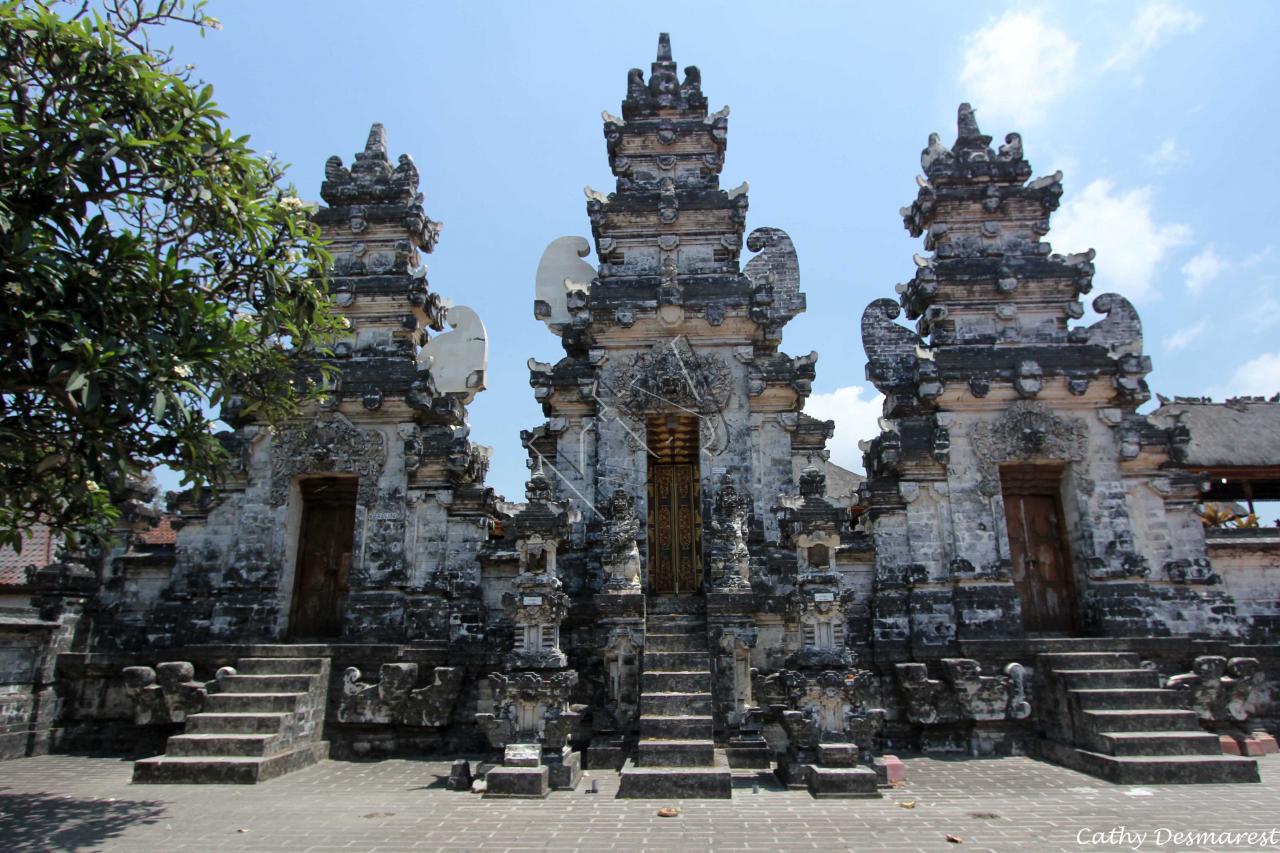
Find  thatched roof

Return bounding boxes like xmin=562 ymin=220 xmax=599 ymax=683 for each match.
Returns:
xmin=1150 ymin=397 xmax=1280 ymax=468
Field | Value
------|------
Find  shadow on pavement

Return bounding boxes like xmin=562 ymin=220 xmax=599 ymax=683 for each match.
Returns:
xmin=0 ymin=788 xmax=167 ymax=853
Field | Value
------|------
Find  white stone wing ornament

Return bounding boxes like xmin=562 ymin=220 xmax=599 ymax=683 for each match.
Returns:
xmin=534 ymin=236 xmax=595 ymax=334
xmin=417 ymin=305 xmax=488 ymax=404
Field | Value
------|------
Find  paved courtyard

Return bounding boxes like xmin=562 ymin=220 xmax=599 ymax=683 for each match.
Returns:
xmin=1 ymin=753 xmax=1278 ymax=853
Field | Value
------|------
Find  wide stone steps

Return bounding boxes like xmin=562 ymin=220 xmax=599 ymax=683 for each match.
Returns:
xmin=1080 ymin=709 xmax=1202 ymax=732
xmin=1038 ymin=650 xmax=1260 ymax=784
xmin=1040 ymin=741 xmax=1260 ymax=784
xmin=165 ymin=733 xmax=282 ymax=757
xmin=1084 ymin=730 xmax=1223 ymax=757
xmin=132 ymin=743 xmax=330 ymax=785
xmin=640 ymin=714 xmax=714 ymax=740
xmin=1069 ymin=688 xmax=1183 ymax=711
xmin=1056 ymin=668 xmax=1161 ymax=689
xmin=644 ymin=651 xmax=709 ymax=670
xmin=205 ymin=692 xmax=307 ymax=713
xmin=132 ymin=655 xmax=329 ymax=784
xmin=636 ymin=738 xmax=715 ymax=766
xmin=619 ymin=605 xmax=730 ymax=798
xmin=185 ymin=712 xmax=291 ymax=735
xmin=642 ymin=671 xmax=709 ymax=693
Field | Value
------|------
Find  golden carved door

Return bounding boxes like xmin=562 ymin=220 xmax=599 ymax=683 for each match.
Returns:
xmin=647 ymin=416 xmax=702 ymax=594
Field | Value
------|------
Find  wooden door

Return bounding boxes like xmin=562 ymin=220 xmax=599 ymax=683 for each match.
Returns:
xmin=1004 ymin=492 xmax=1075 ymax=632
xmin=646 ymin=415 xmax=701 ymax=594
xmin=648 ymin=462 xmax=701 ymax=593
xmin=289 ymin=479 xmax=356 ymax=638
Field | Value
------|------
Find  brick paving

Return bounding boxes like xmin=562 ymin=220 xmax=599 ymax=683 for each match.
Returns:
xmin=1 ymin=753 xmax=1278 ymax=852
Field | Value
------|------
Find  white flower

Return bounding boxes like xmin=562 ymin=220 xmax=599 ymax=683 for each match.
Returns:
xmin=279 ymin=196 xmax=304 ymax=211
xmin=85 ymin=480 xmax=100 ymax=493
xmin=173 ymin=364 xmax=192 ymax=378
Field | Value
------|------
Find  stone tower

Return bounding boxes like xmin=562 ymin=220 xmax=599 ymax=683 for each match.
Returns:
xmin=519 ymin=34 xmax=882 ymax=797
xmin=859 ymin=104 xmax=1238 ymax=659
xmin=114 ymin=125 xmax=497 ymax=648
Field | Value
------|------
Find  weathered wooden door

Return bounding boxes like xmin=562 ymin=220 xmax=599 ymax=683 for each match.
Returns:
xmin=647 ymin=415 xmax=701 ymax=594
xmin=1004 ymin=491 xmax=1076 ymax=632
xmin=289 ymin=478 xmax=357 ymax=638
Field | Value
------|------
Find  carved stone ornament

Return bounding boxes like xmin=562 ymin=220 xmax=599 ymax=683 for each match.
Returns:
xmin=970 ymin=402 xmax=1087 ymax=495
xmin=122 ymin=661 xmax=235 ymax=725
xmin=895 ymin=659 xmax=1030 ymax=725
xmin=610 ymin=339 xmax=732 ymax=417
xmin=1166 ymin=656 xmax=1261 ymax=724
xmin=476 ymin=670 xmax=580 ymax=750
xmin=599 ymin=489 xmax=642 ymax=591
xmin=706 ymin=475 xmax=751 ymax=590
xmin=763 ymin=669 xmax=886 ymax=758
xmin=338 ymin=663 xmax=464 ymax=727
xmin=270 ymin=418 xmax=387 ymax=506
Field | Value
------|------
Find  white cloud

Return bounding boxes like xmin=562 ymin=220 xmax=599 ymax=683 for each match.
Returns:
xmin=1145 ymin=137 xmax=1188 ymax=173
xmin=1165 ymin=320 xmax=1206 ymax=352
xmin=804 ymin=385 xmax=884 ymax=474
xmin=1216 ymin=353 xmax=1280 ymax=398
xmin=959 ymin=11 xmax=1078 ymax=127
xmin=1050 ymin=179 xmax=1192 ymax=300
xmin=1104 ymin=3 xmax=1203 ymax=72
xmin=1182 ymin=245 xmax=1226 ymax=295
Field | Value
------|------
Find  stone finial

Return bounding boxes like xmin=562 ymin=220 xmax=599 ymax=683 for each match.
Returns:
xmin=799 ymin=465 xmax=826 ymax=499
xmin=656 ymin=31 xmax=672 ymax=62
xmin=417 ymin=305 xmax=488 ymax=404
xmin=534 ymin=236 xmax=595 ymax=332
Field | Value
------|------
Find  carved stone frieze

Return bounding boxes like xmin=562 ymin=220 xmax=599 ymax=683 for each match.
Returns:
xmin=476 ymin=670 xmax=580 ymax=749
xmin=970 ymin=402 xmax=1087 ymax=495
xmin=269 ymin=418 xmax=387 ymax=506
xmin=122 ymin=661 xmax=233 ymax=725
xmin=1166 ymin=656 xmax=1260 ymax=724
xmin=611 ymin=339 xmax=731 ymax=417
xmin=338 ymin=663 xmax=464 ymax=727
xmin=895 ymin=659 xmax=1030 ymax=725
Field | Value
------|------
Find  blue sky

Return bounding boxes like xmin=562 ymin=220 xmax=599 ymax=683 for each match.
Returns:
xmin=154 ymin=1 xmax=1280 ymax=502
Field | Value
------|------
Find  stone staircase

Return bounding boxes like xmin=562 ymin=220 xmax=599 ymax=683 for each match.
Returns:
xmin=618 ymin=597 xmax=731 ymax=798
xmin=1037 ymin=651 xmax=1259 ymax=784
xmin=133 ymin=656 xmax=331 ymax=784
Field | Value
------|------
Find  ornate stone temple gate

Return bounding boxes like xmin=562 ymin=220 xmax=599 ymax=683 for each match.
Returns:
xmin=18 ymin=34 xmax=1277 ymax=793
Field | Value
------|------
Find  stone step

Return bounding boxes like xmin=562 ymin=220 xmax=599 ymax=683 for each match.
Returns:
xmin=1056 ymin=668 xmax=1161 ymax=689
xmin=646 ymin=615 xmax=707 ymax=627
xmin=1069 ymin=688 xmax=1182 ymax=711
xmin=617 ymin=750 xmax=732 ymax=799
xmin=235 ymin=658 xmax=327 ymax=676
xmin=1040 ymin=651 xmax=1140 ymax=671
xmin=132 ymin=741 xmax=329 ymax=784
xmin=643 ymin=651 xmax=709 ymax=671
xmin=205 ymin=692 xmax=307 ymax=714
xmin=642 ymin=671 xmax=710 ymax=693
xmin=808 ymin=765 xmax=881 ymax=799
xmin=646 ymin=633 xmax=705 ymax=652
xmin=1079 ymin=709 xmax=1203 ymax=733
xmin=185 ymin=713 xmax=291 ymax=735
xmin=165 ymin=733 xmax=281 ymax=757
xmin=636 ymin=738 xmax=715 ymax=767
xmin=642 ymin=692 xmax=712 ymax=716
xmin=1038 ymin=740 xmax=1259 ymax=784
xmin=220 ymin=674 xmax=316 ymax=694
xmin=1086 ymin=731 xmax=1224 ymax=757
xmin=640 ymin=714 xmax=714 ymax=740
xmin=646 ymin=596 xmax=706 ymax=616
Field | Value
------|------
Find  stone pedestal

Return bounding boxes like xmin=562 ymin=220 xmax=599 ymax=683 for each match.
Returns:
xmin=808 ymin=765 xmax=879 ymax=798
xmin=726 ymin=734 xmax=772 ymax=769
xmin=545 ymin=745 xmax=582 ymax=790
xmin=446 ymin=759 xmax=472 ymax=791
xmin=585 ymin=734 xmax=628 ymax=770
xmin=483 ymin=765 xmax=549 ymax=799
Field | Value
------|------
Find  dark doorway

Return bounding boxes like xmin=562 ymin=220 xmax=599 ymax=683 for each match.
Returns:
xmin=289 ymin=476 xmax=357 ymax=638
xmin=646 ymin=415 xmax=702 ymax=594
xmin=1001 ymin=465 xmax=1077 ymax=633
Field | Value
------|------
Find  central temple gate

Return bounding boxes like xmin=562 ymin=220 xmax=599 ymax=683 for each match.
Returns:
xmin=646 ymin=415 xmax=702 ymax=594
